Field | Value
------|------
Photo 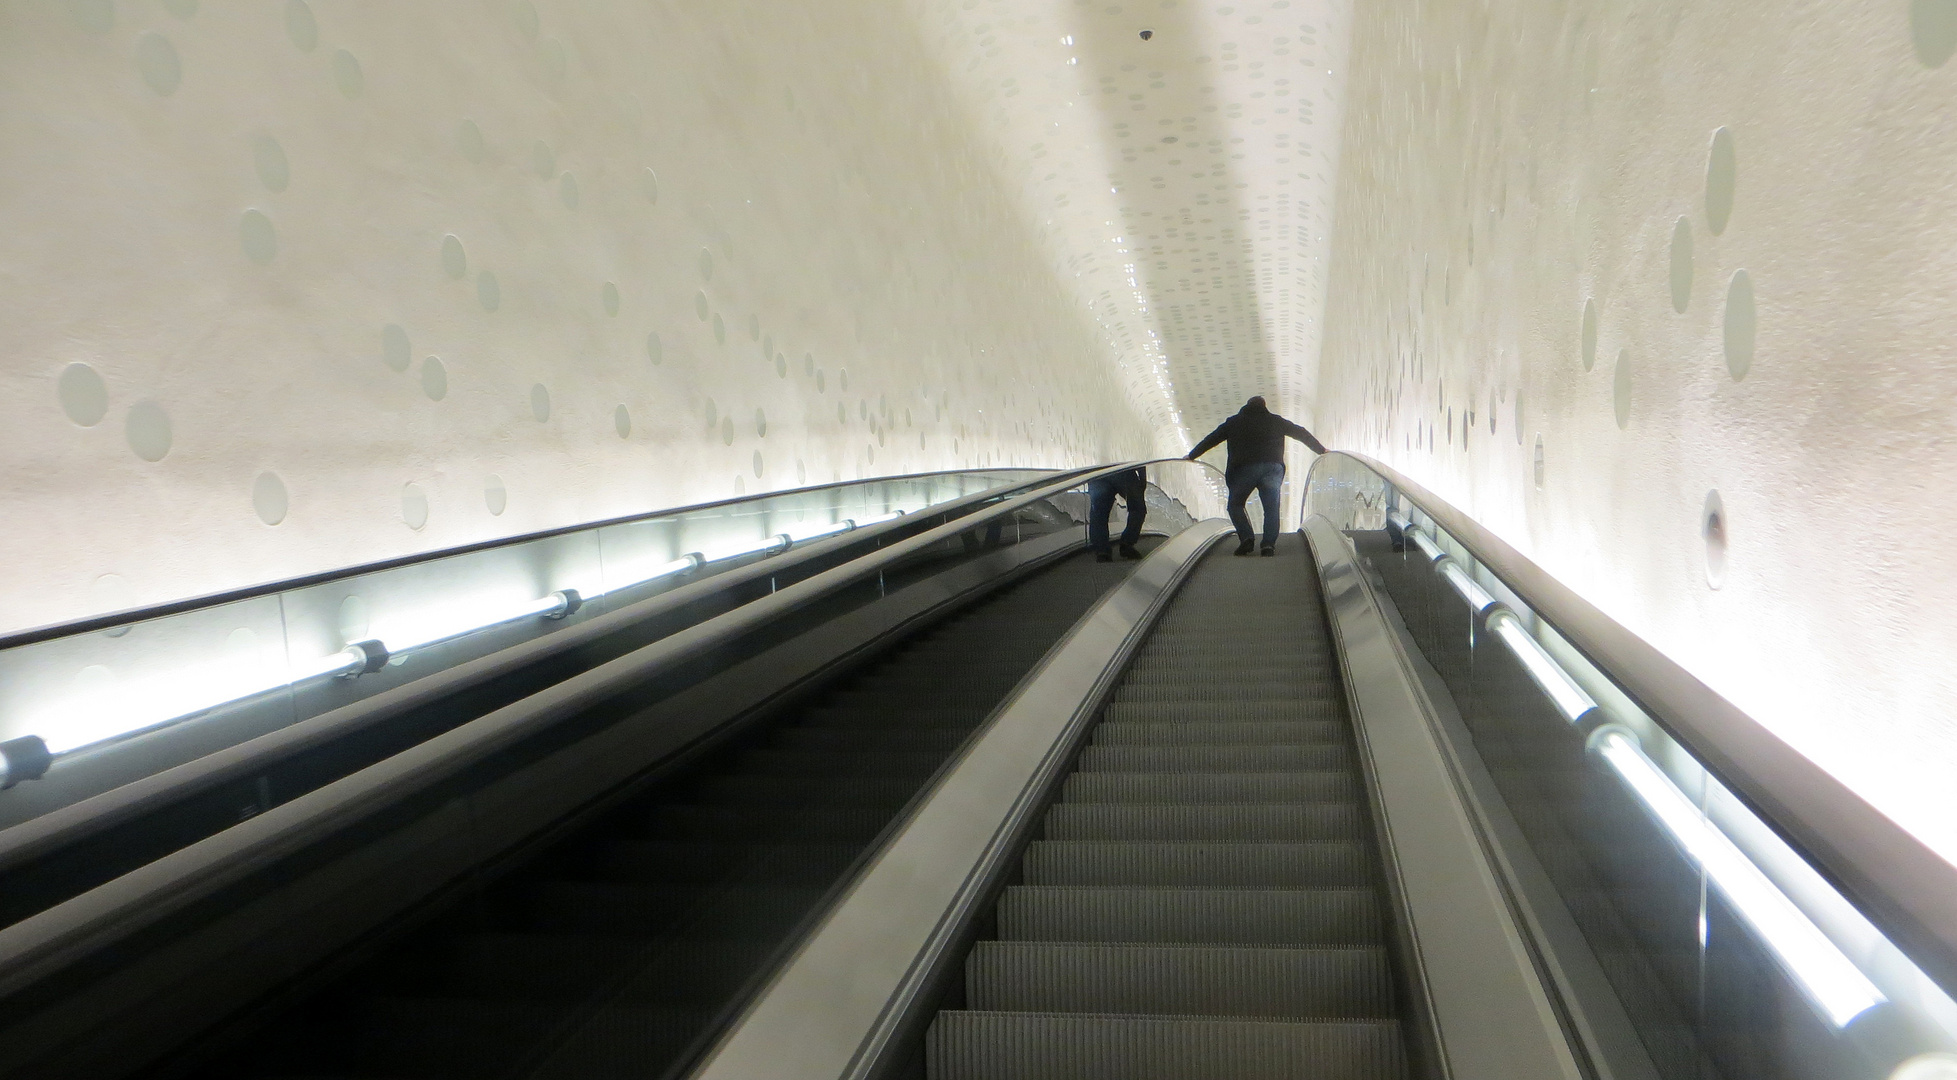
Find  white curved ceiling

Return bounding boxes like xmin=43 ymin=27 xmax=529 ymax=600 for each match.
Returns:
xmin=920 ymin=0 xmax=1352 ymax=452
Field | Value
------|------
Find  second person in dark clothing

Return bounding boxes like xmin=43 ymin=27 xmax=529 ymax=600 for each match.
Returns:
xmin=1185 ymin=396 xmax=1327 ymax=557
xmin=1087 ymin=465 xmax=1148 ymax=562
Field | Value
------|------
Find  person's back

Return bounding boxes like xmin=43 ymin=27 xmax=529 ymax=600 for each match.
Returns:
xmin=1185 ymin=397 xmax=1326 ymax=556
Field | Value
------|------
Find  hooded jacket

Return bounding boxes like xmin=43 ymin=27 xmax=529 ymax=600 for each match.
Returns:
xmin=1187 ymin=398 xmax=1327 ymax=473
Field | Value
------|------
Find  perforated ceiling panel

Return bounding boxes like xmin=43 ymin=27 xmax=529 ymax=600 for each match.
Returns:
xmin=921 ymin=0 xmax=1351 ymax=452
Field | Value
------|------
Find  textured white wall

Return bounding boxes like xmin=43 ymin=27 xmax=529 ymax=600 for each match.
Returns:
xmin=0 ymin=0 xmax=1157 ymax=637
xmin=1319 ymin=1 xmax=1957 ymax=863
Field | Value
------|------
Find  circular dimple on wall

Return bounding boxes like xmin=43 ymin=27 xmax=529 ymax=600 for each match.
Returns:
xmin=126 ymin=400 xmax=172 ymax=461
xmin=1668 ymin=217 xmax=1693 ymax=313
xmin=136 ymin=33 xmax=182 ymax=96
xmin=484 ymin=475 xmax=507 ymax=515
xmin=251 ymin=134 xmax=289 ymax=192
xmin=477 ymin=271 xmax=500 ymax=312
xmin=285 ymin=1 xmax=318 ymax=51
xmin=601 ymin=282 xmax=619 ymax=316
xmin=1580 ymin=298 xmax=1597 ymax=371
xmin=694 ymin=292 xmax=709 ymax=321
xmin=642 ymin=168 xmax=660 ymax=204
xmin=720 ymin=417 xmax=734 ymax=445
xmin=240 ymin=209 xmax=277 ymax=265
xmin=1702 ymin=489 xmax=1727 ymax=589
xmin=336 ymin=594 xmax=369 ymax=640
xmin=559 ymin=172 xmax=580 ymax=209
xmin=252 ymin=471 xmax=288 ymax=525
xmin=530 ymin=383 xmax=551 ymax=422
xmin=840 ymin=368 xmax=850 ymax=391
xmin=401 ymin=483 xmax=429 ymax=530
xmin=1706 ymin=128 xmax=1737 ymax=234
xmin=382 ymin=324 xmax=410 ymax=372
xmin=755 ymin=408 xmax=767 ymax=437
xmin=614 ymin=404 xmax=631 ymax=438
xmin=456 ymin=119 xmax=486 ymax=163
xmin=441 ymin=234 xmax=467 ymax=279
xmin=1532 ymin=434 xmax=1545 ymax=489
xmin=420 ymin=356 xmax=447 ymax=400
xmin=775 ymin=353 xmax=787 ymax=378
xmin=332 ymin=50 xmax=365 ymax=98
xmin=59 ymin=362 xmax=109 ymax=426
xmin=712 ymin=314 xmax=726 ymax=344
xmin=537 ymin=38 xmax=567 ymax=85
xmin=1724 ymin=270 xmax=1756 ymax=380
xmin=753 ymin=451 xmax=764 ymax=478
xmin=1913 ymin=0 xmax=1957 ymax=67
xmin=816 ymin=370 xmax=826 ymax=392
xmin=1612 ymin=349 xmax=1632 ymax=429
xmin=703 ymin=398 xmax=717 ymax=427
xmin=646 ymin=331 xmax=663 ymax=365
xmin=513 ymin=0 xmax=540 ymax=41
xmin=531 ymin=141 xmax=555 ymax=180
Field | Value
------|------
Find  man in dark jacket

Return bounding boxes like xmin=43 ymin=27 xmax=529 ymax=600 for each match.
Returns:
xmin=1185 ymin=396 xmax=1327 ymax=556
xmin=1087 ymin=465 xmax=1147 ymax=562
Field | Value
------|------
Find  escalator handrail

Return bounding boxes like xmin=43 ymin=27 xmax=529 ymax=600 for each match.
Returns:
xmin=1304 ymin=449 xmax=1957 ymax=994
xmin=0 ymin=466 xmax=1081 ymax=651
xmin=0 ymin=469 xmax=1102 ymax=878
xmin=0 ymin=461 xmax=1180 ymax=1002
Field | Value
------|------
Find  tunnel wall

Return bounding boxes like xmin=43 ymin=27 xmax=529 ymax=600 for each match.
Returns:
xmin=1317 ymin=1 xmax=1957 ymax=863
xmin=0 ymin=0 xmax=1155 ymax=637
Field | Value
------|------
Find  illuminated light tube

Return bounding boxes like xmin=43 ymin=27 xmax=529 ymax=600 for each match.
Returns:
xmin=702 ymin=533 xmax=793 ymax=564
xmin=1486 ymin=609 xmax=1598 ymax=723
xmin=855 ymin=509 xmax=907 ymax=526
xmin=601 ymin=555 xmax=703 ymax=595
xmin=787 ymin=520 xmax=855 ymax=543
xmin=27 ymin=589 xmax=593 ymax=762
xmin=368 ymin=590 xmax=583 ymax=654
xmin=1594 ymin=729 xmax=1887 ymax=1027
xmin=1408 ymin=528 xmax=1447 ymax=563
xmin=1437 ymin=559 xmax=1498 ymax=613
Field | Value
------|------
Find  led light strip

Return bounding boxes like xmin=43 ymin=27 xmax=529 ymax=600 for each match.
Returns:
xmin=1594 ymin=730 xmax=1887 ymax=1026
xmin=7 ymin=512 xmax=903 ymax=770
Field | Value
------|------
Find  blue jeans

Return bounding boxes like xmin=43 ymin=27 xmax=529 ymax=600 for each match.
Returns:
xmin=1088 ymin=474 xmax=1147 ymax=554
xmin=1226 ymin=462 xmax=1285 ymax=547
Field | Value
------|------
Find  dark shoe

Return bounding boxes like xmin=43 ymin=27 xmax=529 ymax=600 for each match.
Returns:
xmin=1233 ymin=540 xmax=1255 ymax=556
xmin=1094 ymin=551 xmax=1113 ymax=563
xmin=1260 ymin=545 xmax=1276 ymax=557
xmin=1118 ymin=544 xmax=1143 ymax=560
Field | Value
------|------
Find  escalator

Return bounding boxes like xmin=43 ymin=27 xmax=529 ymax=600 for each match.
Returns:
xmin=179 ymin=543 xmax=1162 ymax=1080
xmin=927 ymin=537 xmax=1407 ymax=1080
xmin=4 ymin=456 xmax=1954 ymax=1080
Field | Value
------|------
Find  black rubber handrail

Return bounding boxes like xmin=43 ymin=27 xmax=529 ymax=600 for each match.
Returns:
xmin=0 ymin=466 xmax=1081 ymax=651
xmin=1303 ymin=449 xmax=1957 ymax=995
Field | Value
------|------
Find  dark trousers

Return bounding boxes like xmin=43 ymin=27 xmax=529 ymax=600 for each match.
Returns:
xmin=1088 ymin=475 xmax=1147 ymax=554
xmin=1226 ymin=462 xmax=1285 ymax=547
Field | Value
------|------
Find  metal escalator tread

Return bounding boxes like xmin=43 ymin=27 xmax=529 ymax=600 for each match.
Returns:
xmin=928 ymin=535 xmax=1409 ymax=1080
xmin=199 ymin=543 xmax=1158 ymax=1080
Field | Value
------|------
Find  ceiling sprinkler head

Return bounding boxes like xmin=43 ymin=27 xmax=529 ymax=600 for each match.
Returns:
xmin=1139 ymin=28 xmax=1154 ymax=40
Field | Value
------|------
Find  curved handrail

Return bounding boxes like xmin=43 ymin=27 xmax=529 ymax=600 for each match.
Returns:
xmin=0 ymin=460 xmax=1193 ymax=1002
xmin=1302 ymin=449 xmax=1957 ymax=994
xmin=0 ymin=466 xmax=1079 ymax=651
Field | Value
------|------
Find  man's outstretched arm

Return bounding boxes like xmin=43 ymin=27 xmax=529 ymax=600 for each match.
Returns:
xmin=1283 ymin=419 xmax=1328 ymax=455
xmin=1185 ymin=419 xmax=1230 ymax=460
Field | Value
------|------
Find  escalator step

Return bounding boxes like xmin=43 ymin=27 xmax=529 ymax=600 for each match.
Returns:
xmin=1077 ymin=744 xmax=1351 ymax=773
xmin=965 ymin=942 xmax=1394 ymax=1018
xmin=997 ymin=886 xmax=1382 ymax=946
xmin=1090 ymin=720 xmax=1347 ymax=746
xmin=927 ymin=1011 xmax=1405 ymax=1080
xmin=1061 ymin=771 xmax=1358 ymax=804
xmin=1103 ymin=701 xmax=1345 ymax=724
xmin=1021 ymin=842 xmax=1370 ymax=887
xmin=1042 ymin=803 xmax=1364 ymax=844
